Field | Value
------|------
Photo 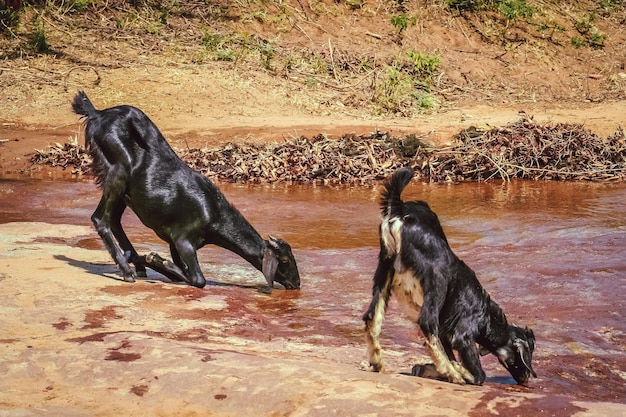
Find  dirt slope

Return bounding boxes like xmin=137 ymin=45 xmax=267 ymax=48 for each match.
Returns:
xmin=1 ymin=0 xmax=625 ymax=178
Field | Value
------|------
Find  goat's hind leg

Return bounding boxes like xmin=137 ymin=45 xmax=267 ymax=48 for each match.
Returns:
xmin=91 ymin=173 xmax=137 ymax=282
xmin=363 ymin=259 xmax=394 ymax=372
xmin=109 ymin=200 xmax=147 ymax=278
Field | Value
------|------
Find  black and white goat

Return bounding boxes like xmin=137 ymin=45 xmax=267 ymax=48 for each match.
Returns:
xmin=363 ymin=167 xmax=536 ymax=385
xmin=71 ymin=91 xmax=300 ymax=292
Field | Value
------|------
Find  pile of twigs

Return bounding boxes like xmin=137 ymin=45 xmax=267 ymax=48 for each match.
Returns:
xmin=28 ymin=117 xmax=626 ymax=183
xmin=434 ymin=116 xmax=626 ymax=182
xmin=30 ymin=142 xmax=92 ymax=175
xmin=178 ymin=132 xmax=429 ymax=184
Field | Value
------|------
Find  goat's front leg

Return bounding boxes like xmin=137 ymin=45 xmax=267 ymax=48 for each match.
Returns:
xmin=172 ymin=239 xmax=206 ymax=288
xmin=422 ymin=335 xmax=474 ymax=385
xmin=418 ymin=281 xmax=474 ymax=385
xmin=363 ymin=258 xmax=394 ymax=372
xmin=457 ymin=342 xmax=485 ymax=385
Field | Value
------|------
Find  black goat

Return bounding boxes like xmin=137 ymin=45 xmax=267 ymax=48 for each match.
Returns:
xmin=363 ymin=167 xmax=536 ymax=385
xmin=71 ymin=91 xmax=300 ymax=291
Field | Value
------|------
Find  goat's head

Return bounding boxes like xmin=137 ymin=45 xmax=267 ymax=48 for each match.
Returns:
xmin=262 ymin=235 xmax=300 ymax=291
xmin=496 ymin=325 xmax=537 ymax=385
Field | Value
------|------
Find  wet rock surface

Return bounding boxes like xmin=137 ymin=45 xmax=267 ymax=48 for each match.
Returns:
xmin=1 ymin=180 xmax=625 ymax=416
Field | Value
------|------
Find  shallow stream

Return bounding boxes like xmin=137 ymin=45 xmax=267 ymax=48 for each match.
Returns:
xmin=1 ymin=177 xmax=624 ymax=406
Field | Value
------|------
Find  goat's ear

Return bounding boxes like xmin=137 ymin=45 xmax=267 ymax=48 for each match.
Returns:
xmin=262 ymin=245 xmax=279 ymax=292
xmin=496 ymin=346 xmax=513 ymax=366
xmin=514 ymin=339 xmax=537 ymax=378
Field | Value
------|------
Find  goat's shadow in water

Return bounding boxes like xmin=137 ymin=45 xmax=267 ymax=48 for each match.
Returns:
xmin=53 ymin=254 xmax=265 ymax=290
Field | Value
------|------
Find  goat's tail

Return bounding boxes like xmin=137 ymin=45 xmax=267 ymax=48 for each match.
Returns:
xmin=380 ymin=167 xmax=414 ymax=218
xmin=71 ymin=91 xmax=97 ymax=118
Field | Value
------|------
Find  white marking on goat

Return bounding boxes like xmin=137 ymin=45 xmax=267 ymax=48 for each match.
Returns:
xmin=381 ymin=216 xmax=403 ymax=259
xmin=425 ymin=335 xmax=475 ymax=384
xmin=382 ymin=215 xmax=425 ymax=322
xmin=365 ymin=278 xmax=392 ymax=372
xmin=391 ymin=269 xmax=423 ymax=323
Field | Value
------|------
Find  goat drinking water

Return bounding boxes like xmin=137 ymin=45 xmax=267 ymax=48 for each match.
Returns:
xmin=363 ymin=167 xmax=536 ymax=385
xmin=72 ymin=91 xmax=300 ymax=291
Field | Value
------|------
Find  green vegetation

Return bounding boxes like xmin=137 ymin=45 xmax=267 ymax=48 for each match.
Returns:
xmin=597 ymin=0 xmax=624 ymax=11
xmin=446 ymin=0 xmax=534 ymax=19
xmin=1 ymin=0 xmax=622 ymax=114
xmin=588 ymin=30 xmax=607 ymax=48
xmin=405 ymin=51 xmax=440 ymax=79
xmin=497 ymin=0 xmax=533 ymax=20
xmin=444 ymin=0 xmax=614 ymax=50
xmin=571 ymin=11 xmax=608 ymax=48
xmin=26 ymin=16 xmax=51 ymax=53
xmin=570 ymin=36 xmax=584 ymax=48
xmin=0 ymin=8 xmax=19 ymax=32
xmin=374 ymin=51 xmax=440 ymax=115
xmin=390 ymin=12 xmax=416 ymax=33
xmin=62 ymin=0 xmax=94 ymax=13
xmin=573 ymin=12 xmax=596 ymax=33
xmin=196 ymin=30 xmax=277 ymax=67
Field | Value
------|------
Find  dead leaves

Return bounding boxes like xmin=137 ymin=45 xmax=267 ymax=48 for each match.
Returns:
xmin=30 ymin=142 xmax=91 ymax=175
xmin=437 ymin=115 xmax=626 ymax=182
xmin=177 ymin=133 xmax=416 ymax=184
xmin=29 ymin=117 xmax=626 ymax=183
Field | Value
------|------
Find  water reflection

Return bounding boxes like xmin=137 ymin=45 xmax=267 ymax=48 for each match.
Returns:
xmin=1 ymin=177 xmax=625 ymax=403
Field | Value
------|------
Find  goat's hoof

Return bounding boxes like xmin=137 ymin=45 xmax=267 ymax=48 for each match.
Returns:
xmin=370 ymin=362 xmax=384 ymax=373
xmin=447 ymin=373 xmax=467 ymax=385
xmin=123 ymin=274 xmax=136 ymax=283
xmin=448 ymin=377 xmax=466 ymax=385
xmin=190 ymin=279 xmax=206 ymax=289
xmin=435 ymin=365 xmax=467 ymax=385
xmin=257 ymin=286 xmax=272 ymax=294
xmin=451 ymin=362 xmax=476 ymax=385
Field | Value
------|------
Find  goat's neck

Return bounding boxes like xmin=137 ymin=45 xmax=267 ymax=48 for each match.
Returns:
xmin=235 ymin=233 xmax=267 ymax=272
xmin=478 ymin=297 xmax=511 ymax=350
xmin=210 ymin=212 xmax=267 ymax=273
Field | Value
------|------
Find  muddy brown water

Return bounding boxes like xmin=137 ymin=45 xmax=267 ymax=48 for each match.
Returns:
xmin=1 ymin=177 xmax=625 ymax=407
